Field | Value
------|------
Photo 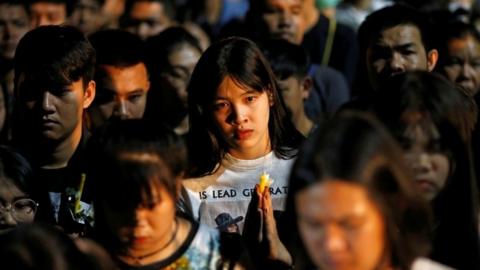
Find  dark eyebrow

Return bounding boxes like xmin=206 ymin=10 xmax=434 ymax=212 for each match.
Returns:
xmin=13 ymin=196 xmax=30 ymax=202
xmin=372 ymin=42 xmax=416 ymax=50
xmin=127 ymin=89 xmax=146 ymax=96
xmin=241 ymin=90 xmax=259 ymax=96
xmin=393 ymin=43 xmax=417 ymax=51
xmin=0 ymin=196 xmax=30 ymax=205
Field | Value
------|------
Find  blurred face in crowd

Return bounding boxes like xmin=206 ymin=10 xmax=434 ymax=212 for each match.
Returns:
xmin=401 ymin=116 xmax=450 ymax=201
xmin=296 ymin=180 xmax=388 ymax=270
xmin=0 ymin=4 xmax=30 ymax=60
xmin=15 ymin=75 xmax=95 ymax=142
xmin=366 ymin=24 xmax=438 ymax=90
xmin=442 ymin=34 xmax=480 ymax=97
xmin=30 ymin=2 xmax=67 ymax=27
xmin=123 ymin=1 xmax=173 ymax=40
xmin=69 ymin=0 xmax=104 ymax=35
xmin=90 ymin=63 xmax=150 ymax=129
xmin=261 ymin=0 xmax=305 ymax=44
xmin=160 ymin=43 xmax=201 ymax=107
xmin=0 ymin=177 xmax=37 ymax=234
xmin=277 ymin=75 xmax=310 ymax=124
xmin=102 ymin=180 xmax=177 ymax=258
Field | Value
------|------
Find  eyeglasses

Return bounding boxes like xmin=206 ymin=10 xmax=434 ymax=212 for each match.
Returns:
xmin=0 ymin=198 xmax=38 ymax=222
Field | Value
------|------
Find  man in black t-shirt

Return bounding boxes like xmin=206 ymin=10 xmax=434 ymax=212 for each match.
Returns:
xmin=11 ymin=25 xmax=96 ymax=234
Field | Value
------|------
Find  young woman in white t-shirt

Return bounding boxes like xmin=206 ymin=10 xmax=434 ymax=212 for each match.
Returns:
xmin=183 ymin=37 xmax=304 ymax=234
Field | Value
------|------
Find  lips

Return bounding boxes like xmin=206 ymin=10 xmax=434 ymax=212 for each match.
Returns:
xmin=414 ymin=179 xmax=436 ymax=193
xmin=273 ymin=31 xmax=294 ymax=41
xmin=41 ymin=119 xmax=59 ymax=128
xmin=234 ymin=129 xmax=253 ymax=140
xmin=322 ymin=254 xmax=350 ymax=269
xmin=131 ymin=236 xmax=149 ymax=245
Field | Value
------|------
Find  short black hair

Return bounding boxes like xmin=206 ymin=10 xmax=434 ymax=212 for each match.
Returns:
xmin=89 ymin=29 xmax=146 ymax=68
xmin=358 ymin=4 xmax=434 ymax=54
xmin=0 ymin=145 xmax=33 ymax=195
xmin=14 ymin=25 xmax=95 ymax=90
xmin=261 ymin=39 xmax=310 ymax=81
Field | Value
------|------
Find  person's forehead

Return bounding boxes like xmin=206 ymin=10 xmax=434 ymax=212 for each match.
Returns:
xmin=264 ymin=0 xmax=302 ymax=8
xmin=98 ymin=63 xmax=149 ymax=94
xmin=30 ymin=2 xmax=66 ymax=11
xmin=448 ymin=35 xmax=480 ymax=52
xmin=0 ymin=4 xmax=28 ymax=18
xmin=374 ymin=24 xmax=424 ymax=46
xmin=76 ymin=0 xmax=102 ymax=9
xmin=278 ymin=76 xmax=302 ymax=87
xmin=131 ymin=1 xmax=165 ymax=15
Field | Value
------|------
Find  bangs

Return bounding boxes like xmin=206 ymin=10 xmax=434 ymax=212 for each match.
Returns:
xmin=95 ymin=152 xmax=176 ymax=210
xmin=220 ymin=39 xmax=272 ymax=93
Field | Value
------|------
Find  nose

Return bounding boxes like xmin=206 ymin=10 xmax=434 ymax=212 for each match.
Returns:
xmin=389 ymin=52 xmax=405 ymax=74
xmin=113 ymin=99 xmax=130 ymax=120
xmin=461 ymin=63 xmax=474 ymax=80
xmin=78 ymin=9 xmax=88 ymax=24
xmin=35 ymin=15 xmax=51 ymax=27
xmin=407 ymin=151 xmax=432 ymax=174
xmin=278 ymin=11 xmax=293 ymax=27
xmin=133 ymin=208 xmax=149 ymax=227
xmin=138 ymin=23 xmax=150 ymax=40
xmin=42 ymin=91 xmax=54 ymax=112
xmin=228 ymin=104 xmax=248 ymax=125
xmin=322 ymin=225 xmax=347 ymax=254
xmin=0 ymin=211 xmax=18 ymax=227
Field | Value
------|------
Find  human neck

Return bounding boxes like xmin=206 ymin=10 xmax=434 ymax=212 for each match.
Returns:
xmin=293 ymin=113 xmax=313 ymax=136
xmin=228 ymin=144 xmax=272 ymax=160
xmin=39 ymin=125 xmax=83 ymax=169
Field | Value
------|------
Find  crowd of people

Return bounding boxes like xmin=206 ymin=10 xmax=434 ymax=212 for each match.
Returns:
xmin=1 ymin=0 xmax=480 ymax=269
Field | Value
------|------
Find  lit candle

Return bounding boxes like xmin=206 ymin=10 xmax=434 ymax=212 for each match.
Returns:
xmin=259 ymin=172 xmax=273 ymax=193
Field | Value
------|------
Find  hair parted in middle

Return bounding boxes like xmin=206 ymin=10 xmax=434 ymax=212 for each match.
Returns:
xmin=186 ymin=37 xmax=304 ymax=177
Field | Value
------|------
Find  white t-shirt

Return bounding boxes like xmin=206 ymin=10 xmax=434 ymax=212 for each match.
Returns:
xmin=183 ymin=152 xmax=295 ymax=233
xmin=411 ymin=257 xmax=455 ymax=270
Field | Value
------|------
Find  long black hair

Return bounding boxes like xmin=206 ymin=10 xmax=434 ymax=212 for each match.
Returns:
xmin=282 ymin=111 xmax=431 ymax=270
xmin=370 ymin=71 xmax=480 ymax=269
xmin=186 ymin=37 xmax=304 ymax=177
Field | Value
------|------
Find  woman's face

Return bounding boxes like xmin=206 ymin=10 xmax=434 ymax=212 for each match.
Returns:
xmin=0 ymin=177 xmax=35 ymax=234
xmin=102 ymin=184 xmax=177 ymax=257
xmin=212 ymin=75 xmax=272 ymax=159
xmin=442 ymin=35 xmax=480 ymax=97
xmin=401 ymin=120 xmax=450 ymax=201
xmin=295 ymin=180 xmax=387 ymax=270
